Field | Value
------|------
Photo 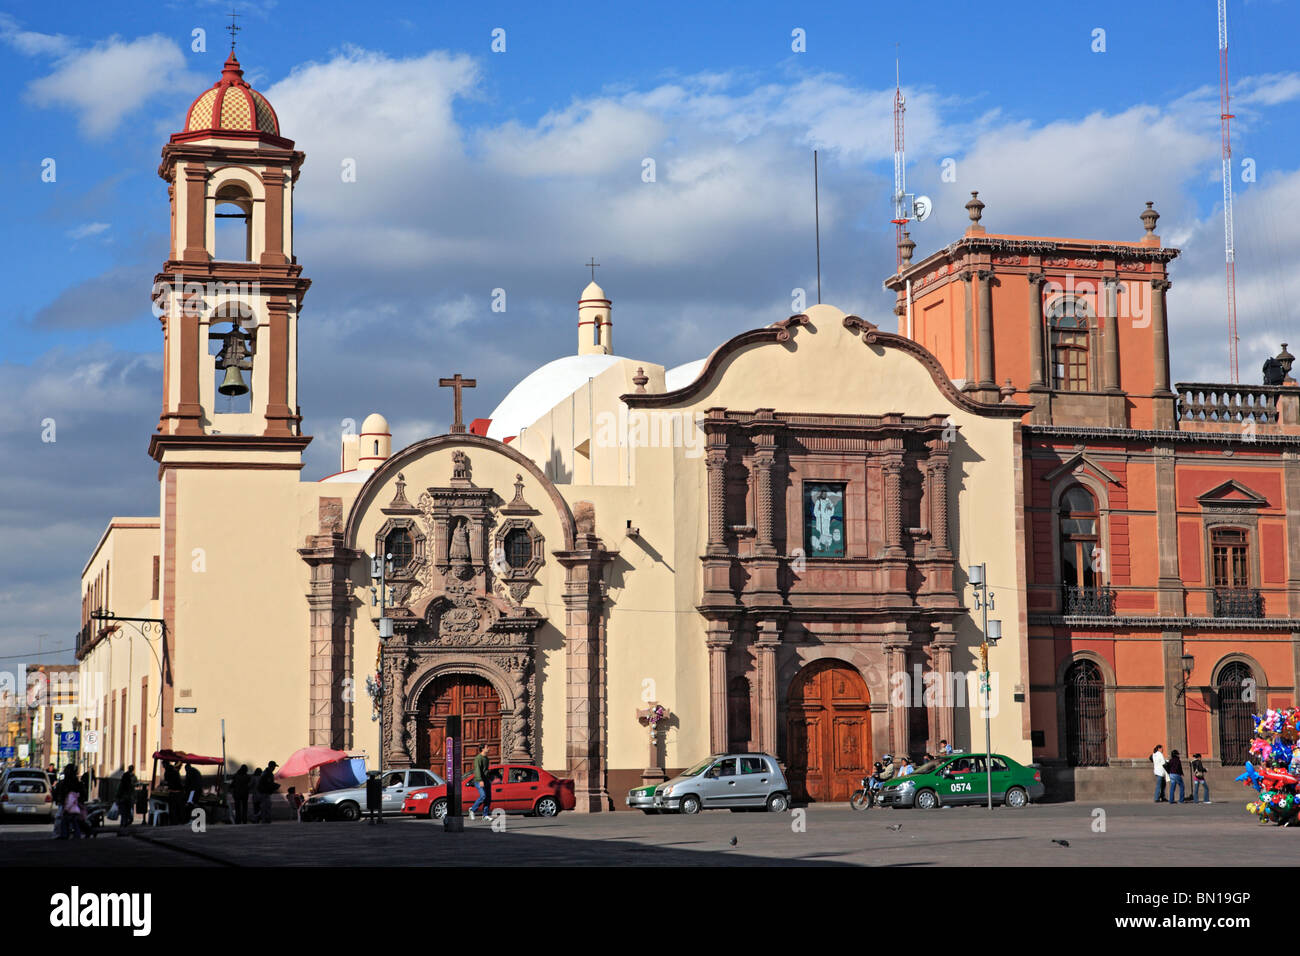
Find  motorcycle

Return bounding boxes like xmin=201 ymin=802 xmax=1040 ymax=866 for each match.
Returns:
xmin=849 ymin=777 xmax=877 ymax=810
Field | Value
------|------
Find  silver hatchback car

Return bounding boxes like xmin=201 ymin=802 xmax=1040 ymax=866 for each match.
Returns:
xmin=0 ymin=774 xmax=54 ymax=820
xmin=653 ymin=754 xmax=790 ymax=814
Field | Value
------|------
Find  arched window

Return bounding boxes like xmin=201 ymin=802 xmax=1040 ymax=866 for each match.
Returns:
xmin=504 ymin=528 xmax=532 ymax=569
xmin=1059 ymin=485 xmax=1100 ymax=589
xmin=1216 ymin=661 xmax=1254 ymax=765
xmin=385 ymin=528 xmax=413 ymax=571
xmin=1048 ymin=297 xmax=1090 ymax=391
xmin=1064 ymin=659 xmax=1107 ymax=766
xmin=213 ymin=183 xmax=253 ymax=261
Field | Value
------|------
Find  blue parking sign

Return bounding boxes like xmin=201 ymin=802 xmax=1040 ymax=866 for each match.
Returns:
xmin=0 ymin=746 xmax=14 ymax=759
xmin=59 ymin=731 xmax=79 ymax=751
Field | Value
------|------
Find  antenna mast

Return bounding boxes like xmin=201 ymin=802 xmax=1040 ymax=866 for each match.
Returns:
xmin=892 ymin=58 xmax=908 ymax=268
xmin=1219 ymin=0 xmax=1240 ymax=383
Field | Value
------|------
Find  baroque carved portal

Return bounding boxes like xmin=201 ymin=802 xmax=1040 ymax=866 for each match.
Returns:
xmin=376 ymin=453 xmax=546 ymax=768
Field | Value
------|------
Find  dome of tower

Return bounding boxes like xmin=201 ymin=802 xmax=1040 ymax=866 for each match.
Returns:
xmin=360 ymin=413 xmax=390 ymax=435
xmin=580 ymin=280 xmax=607 ymax=301
xmin=178 ymin=53 xmax=280 ymax=139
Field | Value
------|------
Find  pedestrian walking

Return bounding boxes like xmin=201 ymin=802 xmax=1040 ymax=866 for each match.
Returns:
xmin=365 ymin=771 xmax=383 ymax=825
xmin=1191 ymin=753 xmax=1211 ymax=804
xmin=115 ymin=765 xmax=137 ymax=828
xmin=1151 ymin=744 xmax=1168 ymax=802
xmin=53 ymin=765 xmax=87 ymax=840
xmin=1166 ymin=749 xmax=1186 ymax=804
xmin=257 ymin=761 xmax=280 ymax=823
xmin=285 ymin=787 xmax=304 ymax=822
xmin=231 ymin=765 xmax=250 ymax=824
xmin=469 ymin=745 xmax=491 ymax=820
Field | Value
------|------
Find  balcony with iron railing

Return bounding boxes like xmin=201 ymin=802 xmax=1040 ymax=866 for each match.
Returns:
xmin=1212 ymin=587 xmax=1264 ymax=619
xmin=1062 ymin=585 xmax=1117 ymax=616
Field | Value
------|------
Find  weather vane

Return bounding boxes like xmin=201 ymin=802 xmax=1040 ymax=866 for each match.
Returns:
xmin=227 ymin=10 xmax=241 ymax=52
xmin=586 ymin=257 xmax=600 ymax=282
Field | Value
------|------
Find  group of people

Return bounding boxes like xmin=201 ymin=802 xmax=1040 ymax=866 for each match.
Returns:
xmin=1149 ymin=744 xmax=1211 ymax=803
xmin=52 ymin=764 xmax=95 ymax=839
xmin=865 ymin=740 xmax=958 ymax=796
xmin=228 ymin=762 xmax=284 ymax=823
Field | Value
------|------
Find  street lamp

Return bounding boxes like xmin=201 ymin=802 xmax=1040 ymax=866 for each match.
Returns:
xmin=370 ymin=553 xmax=394 ymax=784
xmin=1176 ymin=653 xmax=1196 ymax=705
xmin=969 ymin=564 xmax=1003 ymax=811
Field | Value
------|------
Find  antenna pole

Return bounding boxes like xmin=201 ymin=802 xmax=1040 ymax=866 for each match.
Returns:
xmin=814 ymin=150 xmax=822 ymax=305
xmin=891 ymin=53 xmax=909 ymax=269
xmin=1219 ymin=0 xmax=1240 ymax=383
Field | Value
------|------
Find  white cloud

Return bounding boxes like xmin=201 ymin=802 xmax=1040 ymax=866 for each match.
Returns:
xmin=24 ymin=34 xmax=195 ymax=138
xmin=0 ymin=13 xmax=72 ymax=57
xmin=67 ymin=222 xmax=110 ymax=240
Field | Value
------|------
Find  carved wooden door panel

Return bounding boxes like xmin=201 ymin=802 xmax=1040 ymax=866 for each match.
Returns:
xmin=786 ymin=661 xmax=871 ymax=802
xmin=422 ymin=674 xmax=501 ymax=778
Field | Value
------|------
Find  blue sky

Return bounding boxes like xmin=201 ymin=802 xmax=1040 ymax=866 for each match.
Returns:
xmin=2 ymin=0 xmax=1299 ymax=660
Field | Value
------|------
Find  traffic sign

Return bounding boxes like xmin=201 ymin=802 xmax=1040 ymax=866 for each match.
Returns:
xmin=59 ymin=731 xmax=80 ymax=752
xmin=0 ymin=746 xmax=14 ymax=759
xmin=174 ymin=707 xmax=197 ymax=714
xmin=18 ymin=743 xmax=28 ymax=759
xmin=83 ymin=730 xmax=100 ymax=754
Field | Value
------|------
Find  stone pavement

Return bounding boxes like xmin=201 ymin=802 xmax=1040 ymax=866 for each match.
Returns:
xmin=0 ymin=800 xmax=1292 ymax=867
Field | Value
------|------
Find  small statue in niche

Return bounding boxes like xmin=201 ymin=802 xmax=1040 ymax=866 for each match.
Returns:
xmin=449 ymin=516 xmax=473 ymax=579
xmin=451 ymin=450 xmax=471 ymax=483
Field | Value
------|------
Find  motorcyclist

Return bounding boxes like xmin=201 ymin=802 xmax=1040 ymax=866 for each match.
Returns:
xmin=877 ymin=754 xmax=896 ymax=784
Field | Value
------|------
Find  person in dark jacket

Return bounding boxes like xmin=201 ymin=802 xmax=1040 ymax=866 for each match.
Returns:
xmin=115 ymin=765 xmax=137 ymax=828
xmin=183 ymin=763 xmax=203 ymax=814
xmin=256 ymin=761 xmax=280 ymax=823
xmin=1191 ymin=753 xmax=1211 ymax=804
xmin=53 ymin=765 xmax=87 ymax=839
xmin=1166 ymin=750 xmax=1186 ymax=805
xmin=365 ymin=771 xmax=383 ymax=825
xmin=230 ymin=765 xmax=250 ymax=824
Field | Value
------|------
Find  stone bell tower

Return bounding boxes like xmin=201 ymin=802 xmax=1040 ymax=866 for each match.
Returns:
xmin=149 ymin=50 xmax=310 ymax=461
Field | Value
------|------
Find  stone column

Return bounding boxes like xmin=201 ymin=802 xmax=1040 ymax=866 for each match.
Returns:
xmin=962 ymin=270 xmax=976 ymax=388
xmin=884 ymin=639 xmax=911 ymax=758
xmin=930 ymin=625 xmax=957 ymax=750
xmin=1027 ymin=272 xmax=1046 ymax=388
xmin=883 ymin=458 xmax=905 ymax=558
xmin=1151 ymin=278 xmax=1175 ymax=428
xmin=706 ymin=621 xmax=732 ymax=754
xmin=259 ymin=167 xmax=288 ymax=265
xmin=1102 ymin=278 xmax=1121 ymax=392
xmin=1162 ymin=630 xmax=1189 ymax=757
xmin=976 ymin=269 xmax=996 ymax=390
xmin=754 ymin=619 xmax=782 ymax=755
xmin=262 ymin=296 xmax=295 ymax=437
xmin=928 ymin=443 xmax=951 ymax=558
xmin=753 ymin=441 xmax=777 ymax=557
xmin=298 ymin=502 xmax=360 ymax=753
xmin=704 ymin=412 xmax=730 ymax=556
xmin=182 ymin=163 xmax=209 ymax=263
xmin=1154 ymin=445 xmax=1184 ymax=615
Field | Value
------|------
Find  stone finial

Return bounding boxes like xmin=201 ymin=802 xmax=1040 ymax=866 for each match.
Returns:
xmin=899 ymin=230 xmax=916 ymax=266
xmin=965 ymin=191 xmax=985 ymax=225
xmin=1140 ymin=201 xmax=1160 ymax=235
xmin=633 ymin=367 xmax=649 ymax=393
xmin=1000 ymin=378 xmax=1016 ymax=403
xmin=1279 ymin=343 xmax=1295 ymax=376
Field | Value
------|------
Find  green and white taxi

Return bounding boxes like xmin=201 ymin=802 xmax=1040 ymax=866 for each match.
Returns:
xmin=876 ymin=753 xmax=1044 ymax=809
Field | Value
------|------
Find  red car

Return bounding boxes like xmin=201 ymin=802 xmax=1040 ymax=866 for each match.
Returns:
xmin=401 ymin=765 xmax=576 ymax=819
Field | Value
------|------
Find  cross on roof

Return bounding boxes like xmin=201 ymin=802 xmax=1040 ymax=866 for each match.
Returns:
xmin=227 ymin=10 xmax=241 ymax=51
xmin=586 ymin=257 xmax=600 ymax=282
xmin=438 ymin=374 xmax=477 ymax=434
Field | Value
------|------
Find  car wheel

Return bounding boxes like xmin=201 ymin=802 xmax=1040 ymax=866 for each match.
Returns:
xmin=430 ymin=798 xmax=448 ymax=820
xmin=535 ymin=796 xmax=560 ymax=817
xmin=338 ymin=802 xmax=361 ymax=822
xmin=1004 ymin=786 xmax=1028 ymax=809
xmin=680 ymin=794 xmax=702 ymax=815
xmin=915 ymin=789 xmax=939 ymax=810
xmin=766 ymin=792 xmax=789 ymax=813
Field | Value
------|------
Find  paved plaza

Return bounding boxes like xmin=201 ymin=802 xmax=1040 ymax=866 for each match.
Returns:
xmin=0 ymin=800 xmax=1290 ymax=867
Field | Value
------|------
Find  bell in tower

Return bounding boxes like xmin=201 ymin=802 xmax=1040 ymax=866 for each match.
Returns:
xmin=211 ymin=324 xmax=254 ymax=397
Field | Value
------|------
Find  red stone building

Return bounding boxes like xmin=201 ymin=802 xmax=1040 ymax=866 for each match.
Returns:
xmin=889 ymin=194 xmax=1300 ymax=797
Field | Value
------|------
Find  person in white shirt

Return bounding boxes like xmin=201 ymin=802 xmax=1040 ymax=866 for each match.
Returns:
xmin=1151 ymin=744 xmax=1168 ymax=802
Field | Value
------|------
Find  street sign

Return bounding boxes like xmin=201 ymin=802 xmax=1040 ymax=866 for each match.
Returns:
xmin=53 ymin=712 xmax=63 ymax=721
xmin=0 ymin=746 xmax=14 ymax=759
xmin=59 ymin=731 xmax=80 ymax=752
xmin=18 ymin=743 xmax=28 ymax=759
xmin=83 ymin=730 xmax=100 ymax=754
xmin=174 ymin=707 xmax=197 ymax=714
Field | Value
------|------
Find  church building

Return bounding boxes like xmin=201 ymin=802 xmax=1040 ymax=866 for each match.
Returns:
xmin=75 ymin=54 xmax=1300 ymax=805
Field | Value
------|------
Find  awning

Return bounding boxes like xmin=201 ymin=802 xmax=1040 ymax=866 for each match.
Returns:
xmin=151 ymin=749 xmax=224 ymax=766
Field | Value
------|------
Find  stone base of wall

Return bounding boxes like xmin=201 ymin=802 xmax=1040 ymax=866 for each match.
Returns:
xmin=1041 ymin=764 xmax=1250 ymax=803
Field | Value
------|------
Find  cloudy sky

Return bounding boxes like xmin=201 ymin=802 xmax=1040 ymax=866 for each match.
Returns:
xmin=2 ymin=0 xmax=1299 ymax=662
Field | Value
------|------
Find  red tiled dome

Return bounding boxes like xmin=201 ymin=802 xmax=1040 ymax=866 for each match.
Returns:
xmin=179 ymin=53 xmax=279 ymax=138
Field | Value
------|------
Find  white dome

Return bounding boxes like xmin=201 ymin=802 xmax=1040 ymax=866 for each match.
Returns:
xmin=665 ymin=358 xmax=707 ymax=391
xmin=486 ymin=354 xmax=624 ymax=440
xmin=360 ymin=412 xmax=389 ymax=434
xmin=580 ymin=280 xmax=607 ymax=301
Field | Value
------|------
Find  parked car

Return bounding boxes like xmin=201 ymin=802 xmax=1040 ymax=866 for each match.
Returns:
xmin=627 ymin=783 xmax=659 ymax=813
xmin=1 ymin=768 xmax=54 ymax=790
xmin=652 ymin=754 xmax=790 ymax=814
xmin=303 ymin=768 xmax=443 ymax=821
xmin=875 ymin=752 xmax=1044 ymax=809
xmin=402 ymin=764 xmax=575 ymax=819
xmin=0 ymin=774 xmax=54 ymax=820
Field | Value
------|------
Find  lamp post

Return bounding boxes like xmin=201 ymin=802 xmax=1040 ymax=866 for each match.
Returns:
xmin=969 ymin=564 xmax=1003 ymax=811
xmin=370 ymin=553 xmax=394 ymax=780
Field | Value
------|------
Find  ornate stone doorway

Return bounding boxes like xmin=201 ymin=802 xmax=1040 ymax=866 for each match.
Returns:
xmin=785 ymin=659 xmax=871 ymax=802
xmin=418 ymin=673 xmax=501 ymax=777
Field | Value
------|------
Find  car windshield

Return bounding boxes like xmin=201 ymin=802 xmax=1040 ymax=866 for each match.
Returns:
xmin=682 ymin=759 xmax=714 ymax=777
xmin=912 ymin=760 xmax=943 ymax=775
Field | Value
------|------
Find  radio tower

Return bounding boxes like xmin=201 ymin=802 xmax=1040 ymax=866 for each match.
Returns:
xmin=1219 ymin=0 xmax=1240 ymax=383
xmin=891 ymin=58 xmax=908 ymax=268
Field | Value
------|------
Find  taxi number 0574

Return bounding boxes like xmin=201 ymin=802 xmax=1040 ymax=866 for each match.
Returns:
xmin=950 ymin=782 xmax=972 ymax=792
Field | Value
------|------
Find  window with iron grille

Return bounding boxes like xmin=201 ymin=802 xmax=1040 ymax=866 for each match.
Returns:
xmin=504 ymin=528 xmax=533 ymax=569
xmin=1064 ymin=659 xmax=1107 ymax=766
xmin=385 ymin=528 xmax=413 ymax=570
xmin=1216 ymin=660 xmax=1254 ymax=765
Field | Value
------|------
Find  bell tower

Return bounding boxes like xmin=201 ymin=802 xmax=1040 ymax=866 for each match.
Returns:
xmin=149 ymin=50 xmax=310 ymax=462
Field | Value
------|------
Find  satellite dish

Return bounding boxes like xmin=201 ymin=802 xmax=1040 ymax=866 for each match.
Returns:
xmin=913 ymin=195 xmax=933 ymax=222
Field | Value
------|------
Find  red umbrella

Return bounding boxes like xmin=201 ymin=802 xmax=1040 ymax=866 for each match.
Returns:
xmin=277 ymin=746 xmax=350 ymax=779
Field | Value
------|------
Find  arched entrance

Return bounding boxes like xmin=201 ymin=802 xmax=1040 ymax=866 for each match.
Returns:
xmin=1216 ymin=660 xmax=1254 ymax=766
xmin=417 ymin=673 xmax=501 ymax=777
xmin=1064 ymin=659 xmax=1107 ymax=767
xmin=785 ymin=659 xmax=871 ymax=802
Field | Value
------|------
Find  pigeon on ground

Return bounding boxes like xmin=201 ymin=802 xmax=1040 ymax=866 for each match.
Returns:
xmin=729 ymin=836 xmax=738 ymax=846
xmin=1052 ymin=839 xmax=1070 ymax=847
xmin=887 ymin=823 xmax=903 ymax=831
